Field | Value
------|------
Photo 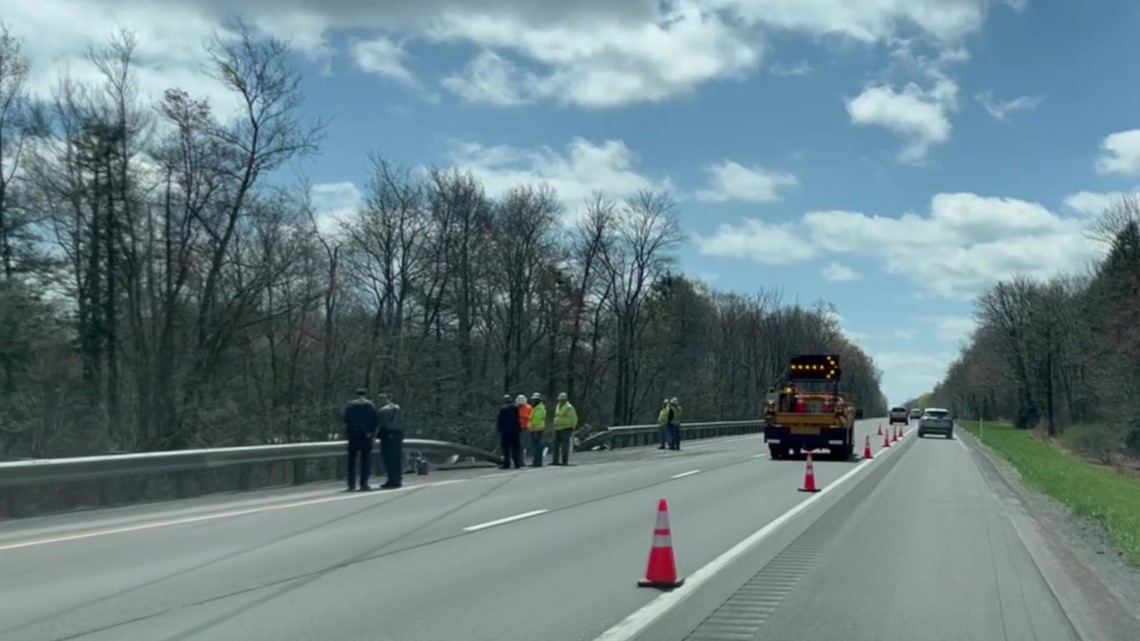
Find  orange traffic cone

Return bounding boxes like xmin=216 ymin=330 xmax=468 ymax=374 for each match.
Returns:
xmin=893 ymin=426 xmax=901 ymax=442
xmin=798 ymin=451 xmax=820 ymax=493
xmin=638 ymin=499 xmax=685 ymax=589
xmin=877 ymin=423 xmax=883 ymax=436
xmin=862 ymin=435 xmax=874 ymax=460
xmin=882 ymin=430 xmax=892 ymax=448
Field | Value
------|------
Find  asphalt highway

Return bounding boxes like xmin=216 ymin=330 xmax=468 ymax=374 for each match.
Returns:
xmin=756 ymin=433 xmax=1083 ymax=641
xmin=0 ymin=420 xmax=1120 ymax=641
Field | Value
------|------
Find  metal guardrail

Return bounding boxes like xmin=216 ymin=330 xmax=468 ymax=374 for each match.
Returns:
xmin=0 ymin=439 xmax=503 ymax=489
xmin=576 ymin=420 xmax=765 ymax=451
xmin=0 ymin=420 xmax=765 ymax=519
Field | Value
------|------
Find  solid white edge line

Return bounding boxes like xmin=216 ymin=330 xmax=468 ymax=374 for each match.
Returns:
xmin=0 ymin=481 xmax=430 ymax=552
xmin=462 ymin=509 xmax=548 ymax=532
xmin=590 ymin=432 xmax=905 ymax=641
xmin=670 ymin=470 xmax=701 ymax=480
xmin=476 ymin=472 xmax=517 ymax=479
xmin=953 ymin=434 xmax=970 ymax=453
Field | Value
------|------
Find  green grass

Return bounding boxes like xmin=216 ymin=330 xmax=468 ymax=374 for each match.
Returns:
xmin=963 ymin=420 xmax=1140 ymax=566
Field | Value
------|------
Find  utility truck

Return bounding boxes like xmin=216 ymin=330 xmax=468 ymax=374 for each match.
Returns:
xmin=763 ymin=354 xmax=857 ymax=461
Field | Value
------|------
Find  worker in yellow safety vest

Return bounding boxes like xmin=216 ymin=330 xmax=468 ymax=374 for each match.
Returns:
xmin=665 ymin=398 xmax=682 ymax=450
xmin=551 ymin=392 xmax=578 ymax=466
xmin=528 ymin=392 xmax=547 ymax=467
xmin=657 ymin=399 xmax=670 ymax=450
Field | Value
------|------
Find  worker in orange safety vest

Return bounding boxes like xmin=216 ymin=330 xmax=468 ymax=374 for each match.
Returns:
xmin=516 ymin=394 xmax=532 ymax=460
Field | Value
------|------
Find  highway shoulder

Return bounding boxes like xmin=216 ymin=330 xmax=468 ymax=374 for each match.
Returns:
xmin=963 ymin=431 xmax=1140 ymax=641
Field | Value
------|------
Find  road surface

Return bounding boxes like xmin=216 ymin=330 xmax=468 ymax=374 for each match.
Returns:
xmin=0 ymin=420 xmax=1123 ymax=641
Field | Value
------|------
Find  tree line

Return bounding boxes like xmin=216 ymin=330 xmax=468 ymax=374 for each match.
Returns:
xmin=921 ymin=196 xmax=1140 ymax=455
xmin=0 ymin=23 xmax=888 ymax=459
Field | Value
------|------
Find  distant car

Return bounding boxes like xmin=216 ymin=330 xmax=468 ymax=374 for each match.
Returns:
xmin=909 ymin=408 xmax=923 ymax=420
xmin=918 ymin=408 xmax=954 ymax=439
xmin=889 ymin=406 xmax=909 ymax=425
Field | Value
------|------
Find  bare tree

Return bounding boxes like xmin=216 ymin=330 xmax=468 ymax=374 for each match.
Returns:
xmin=2 ymin=24 xmax=893 ymax=459
xmin=601 ymin=190 xmax=683 ymax=424
xmin=0 ymin=23 xmax=31 ymax=281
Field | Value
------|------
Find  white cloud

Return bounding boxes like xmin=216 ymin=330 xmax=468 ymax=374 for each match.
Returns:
xmin=441 ymin=50 xmax=532 ymax=106
xmin=877 ymin=350 xmax=956 ymax=371
xmin=1096 ymin=130 xmax=1140 ymax=177
xmin=4 ymin=0 xmax=245 ymax=116
xmin=319 ymin=135 xmax=719 ymax=230
xmin=705 ymin=0 xmax=993 ymax=43
xmin=692 ymin=219 xmax=817 ymax=264
xmin=432 ymin=3 xmax=761 ymax=109
xmin=875 ymin=349 xmax=958 ymax=403
xmin=695 ymin=161 xmax=797 ymax=203
xmin=448 ymin=137 xmax=671 ymax=219
xmin=821 ymin=262 xmax=862 ymax=282
xmin=844 ymin=37 xmax=970 ymax=165
xmin=696 ymin=192 xmax=1104 ymax=299
xmin=846 ymin=75 xmax=958 ymax=164
xmin=1064 ymin=190 xmax=1140 ymax=217
xmin=352 ymin=36 xmax=417 ymax=87
xmin=310 ymin=182 xmax=362 ymax=236
xmin=5 ymin=0 xmax=1015 ymax=117
xmin=975 ymin=90 xmax=1042 ymax=120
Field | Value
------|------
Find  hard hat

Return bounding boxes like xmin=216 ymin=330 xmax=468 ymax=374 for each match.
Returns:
xmin=515 ymin=395 xmax=527 ymax=405
xmin=531 ymin=392 xmax=543 ymax=400
xmin=502 ymin=394 xmax=512 ymax=403
xmin=557 ymin=392 xmax=568 ymax=401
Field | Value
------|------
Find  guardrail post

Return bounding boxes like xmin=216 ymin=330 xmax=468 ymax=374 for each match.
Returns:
xmin=99 ymin=478 xmax=113 ymax=508
xmin=5 ymin=487 xmax=22 ymax=519
xmin=175 ymin=472 xmax=193 ymax=499
xmin=292 ymin=459 xmax=308 ymax=486
xmin=238 ymin=465 xmax=254 ymax=490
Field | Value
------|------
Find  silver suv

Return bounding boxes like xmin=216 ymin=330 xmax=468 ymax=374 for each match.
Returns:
xmin=889 ymin=406 xmax=908 ymax=425
xmin=917 ymin=408 xmax=954 ymax=439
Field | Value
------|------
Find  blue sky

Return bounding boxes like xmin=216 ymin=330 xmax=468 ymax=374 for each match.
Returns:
xmin=9 ymin=0 xmax=1140 ymax=404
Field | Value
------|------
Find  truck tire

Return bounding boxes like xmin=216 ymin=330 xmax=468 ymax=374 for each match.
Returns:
xmin=832 ymin=445 xmax=853 ymax=461
xmin=769 ymin=445 xmax=785 ymax=460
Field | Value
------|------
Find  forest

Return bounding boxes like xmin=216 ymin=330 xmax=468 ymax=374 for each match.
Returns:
xmin=922 ymin=195 xmax=1140 ymax=457
xmin=0 ymin=23 xmax=888 ymax=459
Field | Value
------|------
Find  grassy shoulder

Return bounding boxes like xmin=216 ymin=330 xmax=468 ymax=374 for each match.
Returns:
xmin=962 ymin=420 xmax=1140 ymax=566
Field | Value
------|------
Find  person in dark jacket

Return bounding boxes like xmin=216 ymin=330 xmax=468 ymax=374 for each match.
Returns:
xmin=376 ymin=392 xmax=407 ymax=489
xmin=497 ymin=394 xmax=523 ymax=469
xmin=343 ymin=388 xmax=380 ymax=491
